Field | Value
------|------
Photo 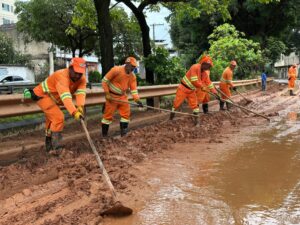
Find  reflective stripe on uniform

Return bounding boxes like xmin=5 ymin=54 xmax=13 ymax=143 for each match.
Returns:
xmin=102 ymin=77 xmax=109 ymax=83
xmin=74 ymin=89 xmax=86 ymax=95
xmin=42 ymin=79 xmax=50 ymax=93
xmin=220 ymin=77 xmax=232 ymax=84
xmin=131 ymin=90 xmax=138 ymax=95
xmin=108 ymin=83 xmax=123 ymax=95
xmin=190 ymin=75 xmax=198 ymax=82
xmin=208 ymin=83 xmax=214 ymax=89
xmin=120 ymin=117 xmax=130 ymax=123
xmin=182 ymin=76 xmax=195 ymax=90
xmin=101 ymin=118 xmax=112 ymax=124
xmin=193 ymin=108 xmax=200 ymax=113
xmin=60 ymin=92 xmax=72 ymax=101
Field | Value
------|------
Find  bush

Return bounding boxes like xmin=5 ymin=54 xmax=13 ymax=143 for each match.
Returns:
xmin=88 ymin=70 xmax=101 ymax=83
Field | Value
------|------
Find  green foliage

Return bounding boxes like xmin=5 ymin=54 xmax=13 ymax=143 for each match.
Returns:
xmin=88 ymin=70 xmax=102 ymax=83
xmin=208 ymin=24 xmax=264 ymax=80
xmin=15 ymin=0 xmax=97 ymax=56
xmin=0 ymin=32 xmax=29 ymax=65
xmin=263 ymin=37 xmax=287 ymax=64
xmin=144 ymin=47 xmax=185 ymax=84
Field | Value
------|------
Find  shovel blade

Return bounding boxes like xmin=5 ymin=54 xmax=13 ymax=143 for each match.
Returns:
xmin=101 ymin=201 xmax=133 ymax=217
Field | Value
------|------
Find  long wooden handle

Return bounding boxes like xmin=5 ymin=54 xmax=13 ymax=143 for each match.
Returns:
xmin=80 ymin=119 xmax=117 ymax=200
xmin=235 ymin=89 xmax=251 ymax=101
xmin=208 ymin=92 xmax=269 ymax=121
xmin=110 ymin=98 xmax=200 ymax=118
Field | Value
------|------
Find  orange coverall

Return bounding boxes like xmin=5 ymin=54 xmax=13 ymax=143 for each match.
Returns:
xmin=196 ymin=70 xmax=217 ymax=104
xmin=101 ymin=66 xmax=139 ymax=125
xmin=219 ymin=67 xmax=234 ymax=100
xmin=33 ymin=68 xmax=86 ymax=135
xmin=288 ymin=66 xmax=297 ymax=90
xmin=172 ymin=64 xmax=204 ymax=113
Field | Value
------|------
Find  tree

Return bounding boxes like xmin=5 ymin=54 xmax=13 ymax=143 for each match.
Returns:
xmin=0 ymin=32 xmax=29 ymax=65
xmin=263 ymin=37 xmax=287 ymax=64
xmin=208 ymin=24 xmax=264 ymax=80
xmin=15 ymin=0 xmax=97 ymax=57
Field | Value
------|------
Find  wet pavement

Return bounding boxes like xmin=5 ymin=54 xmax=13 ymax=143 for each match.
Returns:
xmin=105 ymin=111 xmax=300 ymax=225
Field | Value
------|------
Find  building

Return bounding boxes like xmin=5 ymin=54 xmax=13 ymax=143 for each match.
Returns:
xmin=0 ymin=0 xmax=17 ymax=25
xmin=274 ymin=52 xmax=299 ymax=79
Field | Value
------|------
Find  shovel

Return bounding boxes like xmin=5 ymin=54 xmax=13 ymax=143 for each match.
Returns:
xmin=234 ymin=89 xmax=253 ymax=104
xmin=80 ymin=119 xmax=133 ymax=217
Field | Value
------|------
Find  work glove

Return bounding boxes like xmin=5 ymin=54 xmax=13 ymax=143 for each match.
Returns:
xmin=23 ymin=88 xmax=32 ymax=99
xmin=105 ymin=92 xmax=112 ymax=101
xmin=77 ymin=106 xmax=84 ymax=115
xmin=231 ymin=86 xmax=237 ymax=91
xmin=135 ymin=100 xmax=143 ymax=108
xmin=73 ymin=110 xmax=84 ymax=121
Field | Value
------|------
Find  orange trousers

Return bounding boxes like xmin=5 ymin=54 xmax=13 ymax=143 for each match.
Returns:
xmin=288 ymin=79 xmax=296 ymax=90
xmin=219 ymin=83 xmax=231 ymax=100
xmin=172 ymin=84 xmax=199 ymax=112
xmin=37 ymin=96 xmax=64 ymax=135
xmin=196 ymin=89 xmax=210 ymax=104
xmin=101 ymin=95 xmax=130 ymax=124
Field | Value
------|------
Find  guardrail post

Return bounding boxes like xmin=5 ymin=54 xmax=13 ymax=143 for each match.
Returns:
xmin=153 ymin=96 xmax=160 ymax=108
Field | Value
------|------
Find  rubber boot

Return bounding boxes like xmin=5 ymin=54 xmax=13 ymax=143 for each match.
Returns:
xmin=45 ymin=136 xmax=53 ymax=152
xmin=226 ymin=102 xmax=231 ymax=111
xmin=290 ymin=90 xmax=296 ymax=96
xmin=169 ymin=112 xmax=175 ymax=120
xmin=193 ymin=112 xmax=199 ymax=126
xmin=102 ymin=123 xmax=109 ymax=137
xmin=120 ymin=122 xmax=129 ymax=137
xmin=52 ymin=132 xmax=63 ymax=150
xmin=220 ymin=101 xmax=225 ymax=111
xmin=202 ymin=103 xmax=209 ymax=114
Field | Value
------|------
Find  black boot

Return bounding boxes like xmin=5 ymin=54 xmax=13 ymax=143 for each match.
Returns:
xmin=193 ymin=112 xmax=199 ymax=126
xmin=170 ymin=112 xmax=175 ymax=120
xmin=52 ymin=132 xmax=63 ymax=150
xmin=220 ymin=101 xmax=225 ymax=111
xmin=226 ymin=102 xmax=231 ymax=111
xmin=290 ymin=90 xmax=296 ymax=96
xmin=102 ymin=123 xmax=109 ymax=137
xmin=45 ymin=136 xmax=53 ymax=152
xmin=120 ymin=122 xmax=129 ymax=137
xmin=202 ymin=103 xmax=209 ymax=114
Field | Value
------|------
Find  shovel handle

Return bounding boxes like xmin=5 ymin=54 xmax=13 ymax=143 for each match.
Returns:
xmin=234 ymin=89 xmax=252 ymax=102
xmin=80 ymin=119 xmax=117 ymax=200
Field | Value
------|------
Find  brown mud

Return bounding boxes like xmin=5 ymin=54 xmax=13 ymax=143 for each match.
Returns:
xmin=0 ymin=83 xmax=294 ymax=224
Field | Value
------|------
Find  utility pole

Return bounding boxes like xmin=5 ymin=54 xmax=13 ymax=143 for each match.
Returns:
xmin=150 ymin=23 xmax=164 ymax=51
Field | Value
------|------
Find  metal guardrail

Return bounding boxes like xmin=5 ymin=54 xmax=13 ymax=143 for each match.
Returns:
xmin=0 ymin=78 xmax=273 ymax=118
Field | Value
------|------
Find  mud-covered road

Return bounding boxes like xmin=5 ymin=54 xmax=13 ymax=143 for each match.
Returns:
xmin=1 ymin=83 xmax=299 ymax=225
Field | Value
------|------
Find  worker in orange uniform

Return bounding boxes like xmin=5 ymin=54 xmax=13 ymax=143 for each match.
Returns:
xmin=170 ymin=55 xmax=214 ymax=123
xmin=196 ymin=58 xmax=219 ymax=114
xmin=219 ymin=60 xmax=237 ymax=110
xmin=101 ymin=57 xmax=143 ymax=137
xmin=24 ymin=58 xmax=86 ymax=152
xmin=288 ymin=64 xmax=298 ymax=96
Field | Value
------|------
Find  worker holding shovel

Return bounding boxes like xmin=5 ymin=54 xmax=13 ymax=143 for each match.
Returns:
xmin=101 ymin=56 xmax=143 ymax=137
xmin=23 ymin=57 xmax=86 ymax=152
xmin=288 ymin=64 xmax=298 ymax=96
xmin=196 ymin=58 xmax=220 ymax=114
xmin=169 ymin=55 xmax=213 ymax=124
xmin=219 ymin=60 xmax=237 ymax=110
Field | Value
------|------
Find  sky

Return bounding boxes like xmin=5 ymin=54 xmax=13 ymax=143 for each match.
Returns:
xmin=113 ymin=1 xmax=172 ymax=48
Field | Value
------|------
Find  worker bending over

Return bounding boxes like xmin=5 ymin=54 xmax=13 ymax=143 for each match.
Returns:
xmin=24 ymin=57 xmax=86 ymax=152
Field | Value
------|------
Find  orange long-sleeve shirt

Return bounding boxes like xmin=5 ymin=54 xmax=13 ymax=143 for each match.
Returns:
xmin=288 ymin=66 xmax=297 ymax=81
xmin=102 ymin=66 xmax=139 ymax=101
xmin=220 ymin=67 xmax=234 ymax=87
xmin=34 ymin=68 xmax=86 ymax=115
xmin=181 ymin=64 xmax=203 ymax=90
xmin=199 ymin=70 xmax=217 ymax=94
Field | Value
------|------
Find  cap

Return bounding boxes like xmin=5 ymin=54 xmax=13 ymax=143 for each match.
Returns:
xmin=70 ymin=57 xmax=86 ymax=74
xmin=230 ymin=60 xmax=237 ymax=66
xmin=199 ymin=55 xmax=213 ymax=66
xmin=125 ymin=57 xmax=137 ymax=67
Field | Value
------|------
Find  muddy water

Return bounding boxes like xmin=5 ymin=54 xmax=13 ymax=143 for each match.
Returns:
xmin=105 ymin=114 xmax=300 ymax=225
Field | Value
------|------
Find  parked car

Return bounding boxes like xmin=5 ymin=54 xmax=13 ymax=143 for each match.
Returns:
xmin=0 ymin=75 xmax=34 ymax=94
xmin=0 ymin=75 xmax=33 ymax=85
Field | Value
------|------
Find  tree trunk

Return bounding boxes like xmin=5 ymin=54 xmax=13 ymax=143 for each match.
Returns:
xmin=94 ymin=0 xmax=114 ymax=77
